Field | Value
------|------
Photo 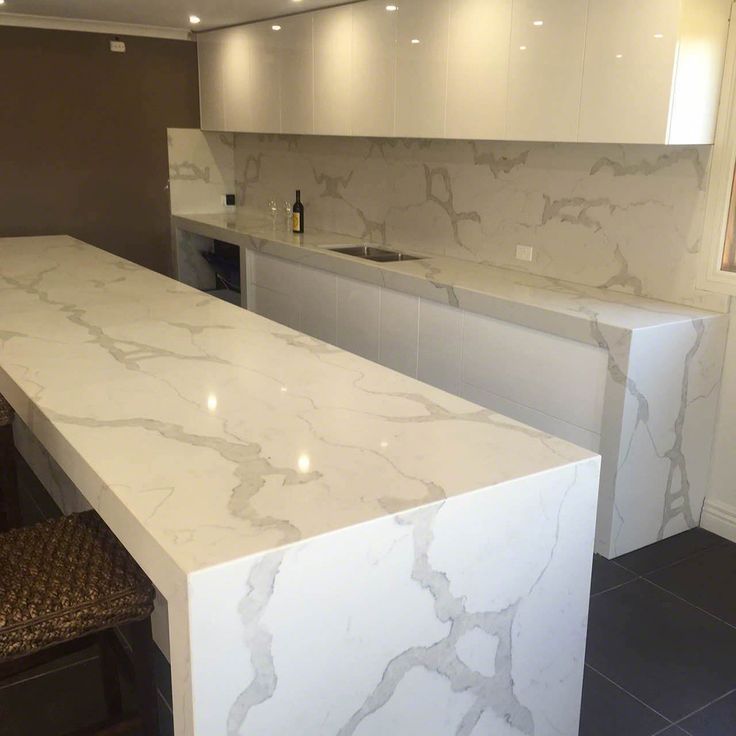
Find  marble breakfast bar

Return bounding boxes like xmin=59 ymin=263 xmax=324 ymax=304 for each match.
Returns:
xmin=172 ymin=212 xmax=730 ymax=560
xmin=0 ymin=235 xmax=600 ymax=735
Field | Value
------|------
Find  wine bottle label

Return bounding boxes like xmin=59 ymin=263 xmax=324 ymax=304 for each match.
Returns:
xmin=293 ymin=213 xmax=301 ymax=231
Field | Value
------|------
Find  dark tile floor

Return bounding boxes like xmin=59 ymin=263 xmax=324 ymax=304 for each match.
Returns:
xmin=582 ymin=528 xmax=736 ymax=736
xmin=4 ymin=455 xmax=736 ymax=735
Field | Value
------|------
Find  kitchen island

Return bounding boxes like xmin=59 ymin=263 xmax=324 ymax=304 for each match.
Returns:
xmin=0 ymin=235 xmax=599 ymax=735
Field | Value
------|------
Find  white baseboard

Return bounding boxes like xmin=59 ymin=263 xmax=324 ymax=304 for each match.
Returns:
xmin=701 ymin=498 xmax=736 ymax=544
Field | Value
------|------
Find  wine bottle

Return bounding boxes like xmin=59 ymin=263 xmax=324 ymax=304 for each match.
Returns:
xmin=292 ymin=190 xmax=305 ymax=234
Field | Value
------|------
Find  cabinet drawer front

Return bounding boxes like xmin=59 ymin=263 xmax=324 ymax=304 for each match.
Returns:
xmin=462 ymin=310 xmax=607 ymax=434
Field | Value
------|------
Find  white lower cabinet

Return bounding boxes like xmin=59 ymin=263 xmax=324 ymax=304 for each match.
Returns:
xmin=246 ymin=250 xmax=606 ymax=450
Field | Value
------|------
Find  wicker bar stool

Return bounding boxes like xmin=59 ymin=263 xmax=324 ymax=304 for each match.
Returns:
xmin=0 ymin=511 xmax=161 ymax=735
xmin=0 ymin=393 xmax=21 ymax=531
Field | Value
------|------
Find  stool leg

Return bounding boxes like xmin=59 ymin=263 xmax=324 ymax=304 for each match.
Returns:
xmin=0 ymin=423 xmax=21 ymax=531
xmin=130 ymin=618 xmax=160 ymax=736
xmin=98 ymin=631 xmax=124 ymax=719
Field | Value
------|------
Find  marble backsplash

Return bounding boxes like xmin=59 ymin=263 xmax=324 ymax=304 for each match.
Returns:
xmin=234 ymin=134 xmax=729 ymax=312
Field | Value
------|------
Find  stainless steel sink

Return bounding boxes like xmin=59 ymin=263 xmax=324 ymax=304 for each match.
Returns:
xmin=329 ymin=245 xmax=425 ymax=263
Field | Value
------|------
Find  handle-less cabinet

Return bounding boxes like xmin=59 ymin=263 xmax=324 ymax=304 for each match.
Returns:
xmin=507 ymin=0 xmax=588 ymax=142
xmin=580 ymin=0 xmax=729 ymax=144
xmin=446 ymin=0 xmax=511 ymax=141
xmin=197 ymin=0 xmax=730 ymax=144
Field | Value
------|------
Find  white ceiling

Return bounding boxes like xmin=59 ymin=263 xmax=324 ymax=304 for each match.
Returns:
xmin=0 ymin=0 xmax=351 ymax=34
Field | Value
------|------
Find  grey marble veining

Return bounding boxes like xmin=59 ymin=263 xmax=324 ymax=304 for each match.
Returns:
xmin=231 ymin=133 xmax=728 ymax=313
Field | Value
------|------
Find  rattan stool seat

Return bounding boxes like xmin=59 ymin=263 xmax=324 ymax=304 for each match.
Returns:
xmin=0 ymin=511 xmax=155 ymax=661
xmin=0 ymin=394 xmax=12 ymax=428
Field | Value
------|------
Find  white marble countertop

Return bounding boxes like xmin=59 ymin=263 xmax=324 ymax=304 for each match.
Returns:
xmin=173 ymin=211 xmax=725 ymax=345
xmin=0 ymin=235 xmax=594 ymax=579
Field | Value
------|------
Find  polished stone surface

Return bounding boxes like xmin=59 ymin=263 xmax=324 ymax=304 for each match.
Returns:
xmin=0 ymin=235 xmax=600 ymax=735
xmin=174 ymin=211 xmax=729 ymax=558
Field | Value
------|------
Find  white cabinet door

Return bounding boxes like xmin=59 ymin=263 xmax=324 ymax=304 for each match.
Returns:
xmin=198 ymin=30 xmax=227 ymax=131
xmin=280 ymin=13 xmax=315 ymax=135
xmin=579 ymin=0 xmax=680 ymax=144
xmin=395 ymin=0 xmax=450 ymax=139
xmin=446 ymin=0 xmax=511 ymax=141
xmin=314 ymin=4 xmax=353 ymax=135
xmin=248 ymin=21 xmax=283 ymax=133
xmin=507 ymin=0 xmax=588 ymax=142
xmin=351 ymin=0 xmax=397 ymax=137
xmin=221 ymin=26 xmax=252 ymax=132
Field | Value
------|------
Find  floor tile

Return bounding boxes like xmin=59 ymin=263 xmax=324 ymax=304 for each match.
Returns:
xmin=615 ymin=529 xmax=726 ymax=576
xmin=648 ymin=543 xmax=736 ymax=628
xmin=591 ymin=554 xmax=637 ymax=595
xmin=679 ymin=689 xmax=736 ymax=736
xmin=586 ymin=579 xmax=736 ymax=721
xmin=580 ymin=666 xmax=669 ymax=736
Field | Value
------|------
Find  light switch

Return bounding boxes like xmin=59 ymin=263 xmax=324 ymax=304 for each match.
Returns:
xmin=110 ymin=40 xmax=126 ymax=53
xmin=516 ymin=245 xmax=534 ymax=262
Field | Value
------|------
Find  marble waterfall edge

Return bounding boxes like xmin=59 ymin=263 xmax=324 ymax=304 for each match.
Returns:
xmin=188 ymin=458 xmax=600 ymax=736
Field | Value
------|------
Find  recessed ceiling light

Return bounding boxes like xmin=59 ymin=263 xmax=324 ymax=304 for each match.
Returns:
xmin=519 ymin=45 xmax=527 ymax=51
xmin=386 ymin=4 xmax=398 ymax=11
xmin=272 ymin=24 xmax=282 ymax=31
xmin=411 ymin=38 xmax=420 ymax=44
xmin=653 ymin=33 xmax=664 ymax=38
xmin=189 ymin=15 xmax=201 ymax=25
xmin=532 ymin=19 xmax=544 ymax=26
xmin=615 ymin=53 xmax=623 ymax=58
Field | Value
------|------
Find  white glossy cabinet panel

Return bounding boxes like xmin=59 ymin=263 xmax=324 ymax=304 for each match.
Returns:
xmin=336 ymin=277 xmax=381 ymax=361
xmin=461 ymin=310 xmax=607 ymax=434
xmin=395 ymin=0 xmax=450 ymax=139
xmin=248 ymin=22 xmax=282 ymax=133
xmin=446 ymin=0 xmax=511 ymax=141
xmin=379 ymin=290 xmax=419 ymax=377
xmin=299 ymin=266 xmax=338 ymax=344
xmin=314 ymin=4 xmax=353 ymax=136
xmin=351 ymin=1 xmax=397 ymax=137
xmin=507 ymin=0 xmax=588 ymax=142
xmin=221 ymin=26 xmax=253 ymax=132
xmin=579 ymin=0 xmax=680 ymax=144
xmin=280 ymin=14 xmax=315 ymax=135
xmin=417 ymin=299 xmax=463 ymax=395
xmin=198 ymin=30 xmax=227 ymax=131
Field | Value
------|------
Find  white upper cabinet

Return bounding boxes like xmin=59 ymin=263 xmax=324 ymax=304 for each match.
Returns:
xmin=507 ymin=0 xmax=588 ymax=142
xmin=280 ymin=13 xmax=314 ymax=135
xmin=247 ymin=21 xmax=282 ymax=133
xmin=351 ymin=1 xmax=397 ymax=137
xmin=446 ymin=0 xmax=511 ymax=141
xmin=197 ymin=0 xmax=730 ymax=144
xmin=314 ymin=4 xmax=353 ymax=136
xmin=198 ymin=30 xmax=227 ymax=131
xmin=580 ymin=0 xmax=729 ymax=144
xmin=395 ymin=0 xmax=450 ymax=139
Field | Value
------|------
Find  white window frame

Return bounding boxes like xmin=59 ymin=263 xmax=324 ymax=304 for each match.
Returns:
xmin=701 ymin=1 xmax=736 ymax=295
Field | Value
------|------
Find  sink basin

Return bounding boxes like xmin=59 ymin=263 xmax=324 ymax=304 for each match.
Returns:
xmin=329 ymin=245 xmax=425 ymax=263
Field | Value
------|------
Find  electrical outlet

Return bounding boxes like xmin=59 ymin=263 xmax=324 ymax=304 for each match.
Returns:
xmin=109 ymin=40 xmax=126 ymax=53
xmin=516 ymin=245 xmax=534 ymax=262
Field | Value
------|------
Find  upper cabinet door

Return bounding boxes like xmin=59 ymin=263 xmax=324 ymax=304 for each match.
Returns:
xmin=395 ymin=0 xmax=450 ymax=139
xmin=579 ymin=0 xmax=680 ymax=144
xmin=198 ymin=30 xmax=227 ymax=131
xmin=507 ymin=0 xmax=588 ymax=142
xmin=247 ymin=21 xmax=282 ymax=133
xmin=221 ymin=26 xmax=253 ymax=132
xmin=351 ymin=1 xmax=397 ymax=137
xmin=314 ymin=4 xmax=353 ymax=136
xmin=280 ymin=13 xmax=314 ymax=135
xmin=446 ymin=0 xmax=511 ymax=141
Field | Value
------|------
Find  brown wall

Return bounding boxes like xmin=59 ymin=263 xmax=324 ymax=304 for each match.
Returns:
xmin=0 ymin=26 xmax=200 ymax=275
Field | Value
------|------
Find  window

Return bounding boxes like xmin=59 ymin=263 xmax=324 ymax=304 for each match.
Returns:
xmin=700 ymin=1 xmax=736 ymax=294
